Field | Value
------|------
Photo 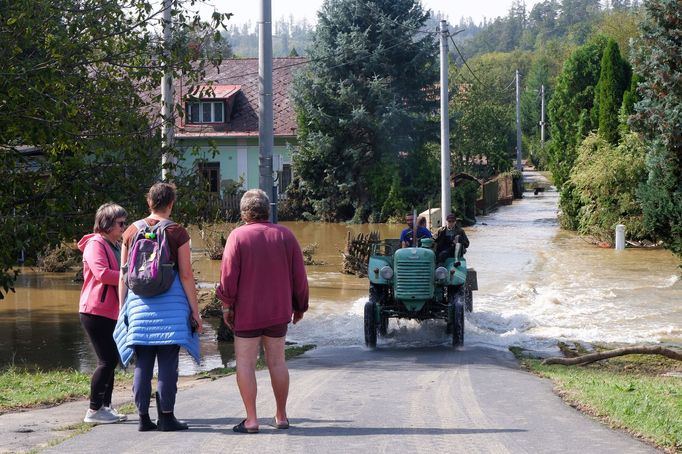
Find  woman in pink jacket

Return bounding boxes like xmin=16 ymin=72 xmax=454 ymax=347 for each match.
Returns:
xmin=78 ymin=203 xmax=128 ymax=425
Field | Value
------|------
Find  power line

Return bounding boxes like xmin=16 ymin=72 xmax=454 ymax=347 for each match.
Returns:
xmin=449 ymin=34 xmax=483 ymax=86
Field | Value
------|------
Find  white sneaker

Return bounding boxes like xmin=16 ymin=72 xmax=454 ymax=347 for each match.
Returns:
xmin=103 ymin=406 xmax=128 ymax=422
xmin=83 ymin=407 xmax=120 ymax=424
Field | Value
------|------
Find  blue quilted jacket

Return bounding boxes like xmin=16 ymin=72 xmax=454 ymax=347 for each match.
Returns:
xmin=114 ymin=275 xmax=200 ymax=366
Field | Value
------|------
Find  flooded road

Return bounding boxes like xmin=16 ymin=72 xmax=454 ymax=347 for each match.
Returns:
xmin=1 ymin=189 xmax=680 ymax=374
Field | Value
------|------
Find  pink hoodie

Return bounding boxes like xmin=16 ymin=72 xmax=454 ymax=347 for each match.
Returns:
xmin=77 ymin=233 xmax=120 ymax=320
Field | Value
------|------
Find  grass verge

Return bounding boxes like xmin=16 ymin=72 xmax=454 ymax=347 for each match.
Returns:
xmin=510 ymin=346 xmax=682 ymax=453
xmin=1 ymin=344 xmax=316 ymax=413
xmin=0 ymin=367 xmax=133 ymax=414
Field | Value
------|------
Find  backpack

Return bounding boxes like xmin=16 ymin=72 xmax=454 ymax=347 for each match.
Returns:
xmin=123 ymin=219 xmax=176 ymax=297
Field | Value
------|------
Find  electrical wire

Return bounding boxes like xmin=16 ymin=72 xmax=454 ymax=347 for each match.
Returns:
xmin=449 ymin=34 xmax=483 ymax=86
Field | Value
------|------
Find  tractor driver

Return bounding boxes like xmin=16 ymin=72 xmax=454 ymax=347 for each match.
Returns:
xmin=400 ymin=214 xmax=432 ymax=248
xmin=433 ymin=213 xmax=470 ymax=263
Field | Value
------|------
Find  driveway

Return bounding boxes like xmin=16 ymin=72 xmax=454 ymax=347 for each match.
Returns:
xmin=42 ymin=345 xmax=658 ymax=453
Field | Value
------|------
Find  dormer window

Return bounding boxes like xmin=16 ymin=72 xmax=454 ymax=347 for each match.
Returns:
xmin=186 ymin=101 xmax=224 ymax=124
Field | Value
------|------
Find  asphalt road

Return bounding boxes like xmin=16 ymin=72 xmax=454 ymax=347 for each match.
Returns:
xmin=43 ymin=345 xmax=658 ymax=454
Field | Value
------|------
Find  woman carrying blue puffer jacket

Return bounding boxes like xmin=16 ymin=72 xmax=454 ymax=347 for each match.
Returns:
xmin=114 ymin=182 xmax=202 ymax=432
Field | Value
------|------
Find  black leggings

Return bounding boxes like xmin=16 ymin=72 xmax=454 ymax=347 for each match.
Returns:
xmin=80 ymin=313 xmax=119 ymax=410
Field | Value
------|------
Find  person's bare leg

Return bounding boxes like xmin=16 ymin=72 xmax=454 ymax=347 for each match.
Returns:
xmin=234 ymin=336 xmax=261 ymax=429
xmin=263 ymin=335 xmax=289 ymax=424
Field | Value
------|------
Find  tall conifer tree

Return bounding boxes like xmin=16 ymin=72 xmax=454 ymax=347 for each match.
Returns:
xmin=631 ymin=0 xmax=682 ymax=256
xmin=293 ymin=0 xmax=438 ymax=222
xmin=593 ymin=39 xmax=631 ymax=144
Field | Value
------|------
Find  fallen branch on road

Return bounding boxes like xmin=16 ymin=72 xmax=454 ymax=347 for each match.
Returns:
xmin=542 ymin=346 xmax=682 ymax=366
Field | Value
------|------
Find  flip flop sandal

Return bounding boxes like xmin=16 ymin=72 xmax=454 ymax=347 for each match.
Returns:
xmin=233 ymin=419 xmax=259 ymax=434
xmin=274 ymin=418 xmax=290 ymax=429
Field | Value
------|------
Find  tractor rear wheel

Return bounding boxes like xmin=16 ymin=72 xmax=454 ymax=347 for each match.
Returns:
xmin=364 ymin=301 xmax=377 ymax=348
xmin=447 ymin=286 xmax=465 ymax=346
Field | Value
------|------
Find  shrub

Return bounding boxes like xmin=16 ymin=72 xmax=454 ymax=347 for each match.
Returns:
xmin=568 ymin=132 xmax=650 ymax=242
xmin=37 ymin=244 xmax=80 ymax=272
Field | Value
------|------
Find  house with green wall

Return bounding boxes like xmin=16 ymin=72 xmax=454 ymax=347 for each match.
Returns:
xmin=175 ymin=57 xmax=306 ymax=196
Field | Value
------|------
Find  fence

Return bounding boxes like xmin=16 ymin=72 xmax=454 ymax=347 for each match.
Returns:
xmin=342 ymin=231 xmax=380 ymax=277
xmin=477 ymin=173 xmax=513 ymax=215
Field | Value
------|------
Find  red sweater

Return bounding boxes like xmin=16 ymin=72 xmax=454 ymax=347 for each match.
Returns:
xmin=216 ymin=221 xmax=309 ymax=331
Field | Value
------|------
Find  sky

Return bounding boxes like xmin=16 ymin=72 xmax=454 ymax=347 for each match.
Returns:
xmin=200 ymin=0 xmax=543 ymax=27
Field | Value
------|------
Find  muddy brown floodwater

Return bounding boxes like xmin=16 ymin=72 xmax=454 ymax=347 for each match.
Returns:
xmin=1 ymin=189 xmax=680 ymax=374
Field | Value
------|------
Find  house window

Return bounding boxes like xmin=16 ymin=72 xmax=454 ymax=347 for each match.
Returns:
xmin=198 ymin=162 xmax=220 ymax=193
xmin=186 ymin=101 xmax=224 ymax=123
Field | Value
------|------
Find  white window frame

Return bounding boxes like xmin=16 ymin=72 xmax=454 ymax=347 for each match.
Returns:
xmin=186 ymin=101 xmax=224 ymax=123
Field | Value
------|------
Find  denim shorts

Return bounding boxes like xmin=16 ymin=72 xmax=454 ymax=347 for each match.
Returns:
xmin=234 ymin=322 xmax=288 ymax=338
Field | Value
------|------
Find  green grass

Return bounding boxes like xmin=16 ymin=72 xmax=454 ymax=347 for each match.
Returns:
xmin=0 ymin=367 xmax=90 ymax=412
xmin=511 ymin=348 xmax=682 ymax=452
xmin=1 ymin=344 xmax=316 ymax=413
xmin=0 ymin=367 xmax=132 ymax=413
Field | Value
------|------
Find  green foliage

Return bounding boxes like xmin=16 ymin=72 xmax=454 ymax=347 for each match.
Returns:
xmin=593 ymin=39 xmax=631 ymax=144
xmin=452 ymin=180 xmax=480 ymax=223
xmin=0 ymin=0 xmax=230 ymax=297
xmin=592 ymin=7 xmax=643 ymax=61
xmin=568 ymin=133 xmax=649 ymax=242
xmin=459 ymin=0 xmax=627 ymax=59
xmin=546 ymin=37 xmax=606 ymax=224
xmin=396 ymin=142 xmax=441 ymax=214
xmin=280 ymin=176 xmax=314 ymax=221
xmin=450 ymin=52 xmax=532 ymax=178
xmin=224 ymin=18 xmax=314 ymax=58
xmin=630 ymin=0 xmax=682 ymax=257
xmin=547 ymin=35 xmax=608 ymax=190
xmin=379 ymin=173 xmax=407 ymax=222
xmin=293 ymin=0 xmax=438 ymax=222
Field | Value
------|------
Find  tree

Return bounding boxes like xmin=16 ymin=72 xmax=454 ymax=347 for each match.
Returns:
xmin=630 ymin=0 xmax=682 ymax=257
xmin=292 ymin=0 xmax=438 ymax=222
xmin=0 ymin=0 xmax=230 ymax=298
xmin=547 ymin=36 xmax=607 ymax=229
xmin=547 ymin=36 xmax=608 ymax=189
xmin=593 ymin=39 xmax=631 ymax=144
xmin=569 ymin=132 xmax=648 ymax=242
xmin=592 ymin=7 xmax=643 ymax=61
xmin=499 ymin=0 xmax=527 ymax=52
xmin=450 ymin=51 xmax=532 ymax=178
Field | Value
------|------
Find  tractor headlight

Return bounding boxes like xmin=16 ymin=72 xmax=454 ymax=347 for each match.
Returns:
xmin=379 ymin=265 xmax=394 ymax=280
xmin=434 ymin=266 xmax=448 ymax=281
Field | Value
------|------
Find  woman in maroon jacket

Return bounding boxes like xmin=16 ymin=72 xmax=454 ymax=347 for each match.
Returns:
xmin=77 ymin=203 xmax=128 ymax=424
xmin=216 ymin=189 xmax=309 ymax=434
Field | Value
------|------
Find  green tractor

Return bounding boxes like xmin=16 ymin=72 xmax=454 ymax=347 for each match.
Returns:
xmin=365 ymin=237 xmax=477 ymax=348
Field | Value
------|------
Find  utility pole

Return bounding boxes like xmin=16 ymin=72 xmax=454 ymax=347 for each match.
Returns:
xmin=259 ymin=0 xmax=275 ymax=221
xmin=160 ymin=0 xmax=175 ymax=181
xmin=540 ymin=84 xmax=545 ymax=150
xmin=440 ymin=20 xmax=451 ymax=226
xmin=515 ymin=69 xmax=522 ymax=171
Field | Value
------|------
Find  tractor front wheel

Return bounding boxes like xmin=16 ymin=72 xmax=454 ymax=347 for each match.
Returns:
xmin=364 ymin=301 xmax=378 ymax=348
xmin=379 ymin=315 xmax=389 ymax=337
xmin=465 ymin=283 xmax=473 ymax=312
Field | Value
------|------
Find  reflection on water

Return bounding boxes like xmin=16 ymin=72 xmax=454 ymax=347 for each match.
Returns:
xmin=0 ymin=222 xmax=401 ymax=374
xmin=2 ymin=191 xmax=680 ymax=373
